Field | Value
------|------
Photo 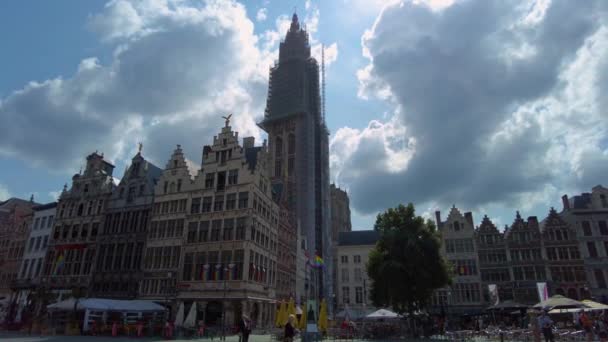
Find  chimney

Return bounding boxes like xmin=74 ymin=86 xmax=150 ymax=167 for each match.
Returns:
xmin=243 ymin=137 xmax=255 ymax=149
xmin=562 ymin=194 xmax=570 ymax=211
xmin=435 ymin=211 xmax=442 ymax=227
xmin=464 ymin=212 xmax=474 ymax=226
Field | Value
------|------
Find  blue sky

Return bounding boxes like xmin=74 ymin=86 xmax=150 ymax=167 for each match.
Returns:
xmin=1 ymin=0 xmax=608 ymax=231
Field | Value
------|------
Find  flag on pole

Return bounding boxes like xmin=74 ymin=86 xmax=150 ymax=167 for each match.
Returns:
xmin=54 ymin=251 xmax=65 ymax=275
xmin=537 ymin=282 xmax=548 ymax=302
xmin=488 ymin=284 xmax=499 ymax=306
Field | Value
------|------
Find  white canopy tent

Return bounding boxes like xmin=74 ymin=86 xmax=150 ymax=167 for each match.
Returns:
xmin=366 ymin=308 xmax=401 ymax=320
xmin=47 ymin=298 xmax=167 ymax=332
xmin=47 ymin=298 xmax=167 ymax=312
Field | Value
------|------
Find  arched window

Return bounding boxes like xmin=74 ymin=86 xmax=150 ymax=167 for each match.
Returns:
xmin=453 ymin=221 xmax=460 ymax=231
xmin=169 ymin=182 xmax=176 ymax=193
xmin=275 ymin=137 xmax=283 ymax=157
xmin=77 ymin=203 xmax=84 ymax=216
xmin=288 ymin=134 xmax=295 ymax=154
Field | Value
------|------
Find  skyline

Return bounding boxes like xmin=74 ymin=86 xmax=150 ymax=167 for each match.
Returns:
xmin=1 ymin=0 xmax=608 ymax=230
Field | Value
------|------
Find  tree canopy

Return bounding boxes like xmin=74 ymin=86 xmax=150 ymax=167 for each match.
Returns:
xmin=367 ymin=203 xmax=452 ymax=315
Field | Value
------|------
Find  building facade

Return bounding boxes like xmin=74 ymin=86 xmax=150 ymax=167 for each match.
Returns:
xmin=330 ymin=184 xmax=351 ymax=305
xmin=43 ymin=152 xmax=115 ymax=295
xmin=541 ymin=207 xmax=587 ymax=299
xmin=13 ymin=202 xmax=56 ymax=319
xmin=475 ymin=215 xmax=512 ymax=304
xmin=434 ymin=207 xmax=482 ymax=315
xmin=335 ymin=230 xmax=378 ymax=318
xmin=92 ymin=149 xmax=161 ymax=298
xmin=0 ymin=197 xmax=38 ymax=300
xmin=140 ymin=145 xmax=190 ymax=311
xmin=561 ymin=185 xmax=608 ymax=301
xmin=176 ymin=123 xmax=278 ymax=329
xmin=276 ymin=206 xmax=297 ymax=302
xmin=260 ymin=12 xmax=332 ymax=300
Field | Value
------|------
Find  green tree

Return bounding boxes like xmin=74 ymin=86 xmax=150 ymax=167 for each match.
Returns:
xmin=367 ymin=203 xmax=452 ymax=316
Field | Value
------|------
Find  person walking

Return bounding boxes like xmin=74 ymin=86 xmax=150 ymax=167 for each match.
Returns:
xmin=238 ymin=314 xmax=251 ymax=342
xmin=284 ymin=314 xmax=297 ymax=342
xmin=538 ymin=310 xmax=554 ymax=342
xmin=596 ymin=312 xmax=607 ymax=342
xmin=580 ymin=310 xmax=593 ymax=342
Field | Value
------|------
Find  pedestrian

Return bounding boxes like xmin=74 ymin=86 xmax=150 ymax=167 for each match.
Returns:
xmin=284 ymin=314 xmax=297 ymax=342
xmin=112 ymin=320 xmax=119 ymax=337
xmin=136 ymin=320 xmax=144 ymax=338
xmin=538 ymin=310 xmax=554 ymax=342
xmin=596 ymin=313 xmax=607 ymax=342
xmin=238 ymin=314 xmax=251 ymax=342
xmin=198 ymin=320 xmax=206 ymax=338
xmin=580 ymin=310 xmax=593 ymax=342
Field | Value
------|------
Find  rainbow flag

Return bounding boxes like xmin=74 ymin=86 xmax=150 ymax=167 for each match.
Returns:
xmin=214 ymin=264 xmax=221 ymax=280
xmin=203 ymin=264 xmax=210 ymax=281
xmin=54 ymin=252 xmax=65 ymax=275
xmin=311 ymin=254 xmax=324 ymax=268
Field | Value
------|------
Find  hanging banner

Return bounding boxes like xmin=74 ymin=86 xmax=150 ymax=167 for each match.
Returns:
xmin=488 ymin=284 xmax=499 ymax=306
xmin=537 ymin=282 xmax=548 ymax=302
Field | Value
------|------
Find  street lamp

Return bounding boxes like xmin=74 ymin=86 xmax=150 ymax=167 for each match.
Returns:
xmin=221 ymin=263 xmax=235 ymax=341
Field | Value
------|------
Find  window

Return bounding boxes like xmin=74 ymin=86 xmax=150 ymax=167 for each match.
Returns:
xmin=34 ymin=218 xmax=40 ymax=230
xmin=177 ymin=179 xmax=182 ymax=192
xmin=354 ymin=268 xmax=362 ymax=282
xmin=47 ymin=215 xmax=54 ymax=228
xmin=354 ymin=255 xmax=361 ymax=264
xmin=355 ymin=287 xmax=363 ymax=304
xmin=596 ymin=269 xmax=607 ymax=289
xmin=21 ymin=260 xmax=29 ymax=279
xmin=238 ymin=192 xmax=249 ymax=209
xmin=600 ymin=221 xmax=608 ymax=236
xmin=214 ymin=195 xmax=224 ymax=212
xmin=274 ymin=160 xmax=282 ymax=177
xmin=445 ymin=239 xmax=474 ymax=253
xmin=205 ymin=173 xmax=215 ymax=189
xmin=202 ymin=197 xmax=212 ymax=213
xmin=547 ymin=247 xmax=557 ymax=260
xmin=223 ymin=218 xmax=234 ymax=241
xmin=588 ymin=242 xmax=598 ymax=258
xmin=187 ymin=222 xmax=198 ymax=243
xmin=211 ymin=220 xmax=222 ymax=241
xmin=341 ymin=255 xmax=348 ymax=264
xmin=582 ymin=221 xmax=592 ymax=236
xmin=342 ymin=287 xmax=350 ymax=304
xmin=217 ymin=171 xmax=226 ymax=191
xmin=226 ymin=193 xmax=236 ymax=210
xmin=601 ymin=194 xmax=608 ymax=208
xmin=183 ymin=253 xmax=193 ymax=281
xmin=452 ymin=283 xmax=480 ymax=303
xmin=42 ymin=236 xmax=48 ymax=249
xmin=288 ymin=157 xmax=294 ymax=175
xmin=199 ymin=221 xmax=209 ymax=242
xmin=191 ymin=197 xmax=201 ymax=214
xmin=288 ymin=134 xmax=295 ymax=154
xmin=228 ymin=169 xmax=238 ymax=185
xmin=451 ymin=259 xmax=477 ymax=276
xmin=275 ymin=137 xmax=283 ymax=157
xmin=341 ymin=268 xmax=349 ymax=282
xmin=236 ymin=217 xmax=246 ymax=240
xmin=34 ymin=237 xmax=41 ymax=251
xmin=28 ymin=238 xmax=35 ymax=252
xmin=453 ymin=221 xmax=460 ymax=231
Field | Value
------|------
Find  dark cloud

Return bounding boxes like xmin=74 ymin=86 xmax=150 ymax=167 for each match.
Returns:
xmin=336 ymin=0 xmax=608 ymax=214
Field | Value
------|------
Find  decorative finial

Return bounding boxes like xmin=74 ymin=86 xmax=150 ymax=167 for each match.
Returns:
xmin=63 ymin=183 xmax=68 ymax=192
xmin=516 ymin=211 xmax=521 ymax=219
xmin=138 ymin=142 xmax=143 ymax=154
xmin=177 ymin=144 xmax=181 ymax=150
xmin=221 ymin=114 xmax=232 ymax=127
xmin=30 ymin=194 xmax=34 ymax=203
xmin=79 ymin=165 xmax=82 ymax=175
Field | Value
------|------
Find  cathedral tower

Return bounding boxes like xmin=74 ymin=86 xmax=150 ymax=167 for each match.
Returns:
xmin=260 ymin=13 xmax=332 ymax=301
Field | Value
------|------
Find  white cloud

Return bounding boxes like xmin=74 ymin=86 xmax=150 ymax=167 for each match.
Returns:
xmin=333 ymin=0 xmax=608 ymax=220
xmin=256 ymin=8 xmax=267 ymax=21
xmin=0 ymin=184 xmax=10 ymax=201
xmin=0 ymin=0 xmax=271 ymax=172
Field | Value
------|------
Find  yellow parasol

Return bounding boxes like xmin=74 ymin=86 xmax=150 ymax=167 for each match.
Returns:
xmin=318 ymin=298 xmax=328 ymax=333
xmin=275 ymin=302 xmax=281 ymax=327
xmin=287 ymin=298 xmax=296 ymax=323
xmin=299 ymin=303 xmax=307 ymax=330
xmin=276 ymin=300 xmax=287 ymax=327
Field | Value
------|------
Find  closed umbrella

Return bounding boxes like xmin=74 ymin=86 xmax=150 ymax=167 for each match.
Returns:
xmin=317 ymin=299 xmax=328 ymax=333
xmin=299 ymin=304 xmax=307 ymax=330
xmin=174 ymin=302 xmax=185 ymax=327
xmin=287 ymin=298 xmax=296 ymax=319
xmin=183 ymin=302 xmax=197 ymax=328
